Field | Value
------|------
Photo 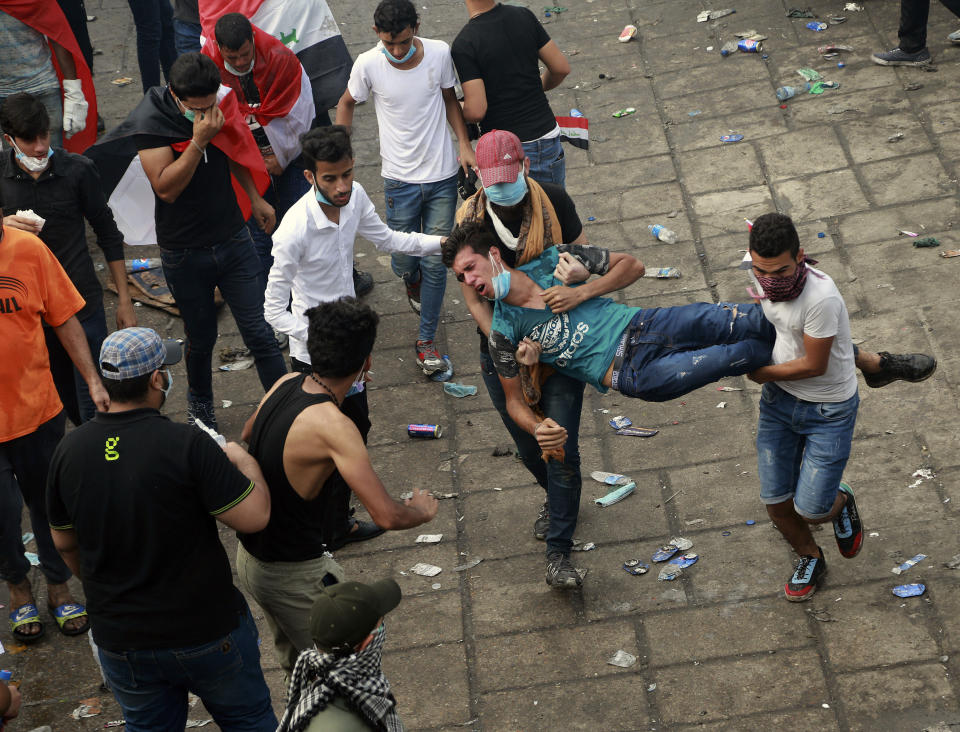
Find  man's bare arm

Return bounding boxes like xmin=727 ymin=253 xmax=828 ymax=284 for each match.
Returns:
xmin=52 ymin=315 xmax=109 ymax=412
xmin=501 ymin=374 xmax=567 ymax=450
xmin=460 ymin=281 xmax=493 ymax=336
xmin=51 ymin=528 xmax=82 ymax=578
xmin=335 ymin=88 xmax=357 ymax=130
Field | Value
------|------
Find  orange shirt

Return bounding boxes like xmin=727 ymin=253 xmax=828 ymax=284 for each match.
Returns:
xmin=0 ymin=226 xmax=85 ymax=442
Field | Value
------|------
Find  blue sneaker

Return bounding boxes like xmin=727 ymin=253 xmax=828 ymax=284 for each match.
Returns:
xmin=785 ymin=550 xmax=827 ymax=602
xmin=833 ymin=483 xmax=863 ymax=558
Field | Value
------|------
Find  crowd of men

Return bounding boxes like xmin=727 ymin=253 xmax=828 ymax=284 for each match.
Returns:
xmin=0 ymin=0 xmax=945 ymax=729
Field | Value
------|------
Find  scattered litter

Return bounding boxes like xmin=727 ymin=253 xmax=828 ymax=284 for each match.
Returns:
xmin=806 ymin=21 xmax=827 ymax=31
xmin=658 ymin=565 xmax=682 ymax=581
xmin=25 ymin=552 xmax=39 ymax=566
xmin=186 ymin=722 xmax=213 ymax=728
xmin=943 ymin=554 xmax=960 ymax=569
xmin=837 ymin=61 xmax=845 ymax=68
xmin=591 ymin=471 xmax=632 ymax=485
xmin=809 ymin=81 xmax=840 ymax=94
xmin=571 ymin=542 xmax=596 ymax=552
xmin=689 ymin=110 xmax=702 ymax=117
xmin=697 ymin=8 xmax=735 ymax=22
xmin=219 ymin=358 xmax=255 ymax=371
xmin=410 ymin=563 xmax=442 ymax=577
xmin=72 ymin=698 xmax=102 ymax=719
xmin=685 ymin=518 xmax=705 ymax=526
xmin=913 ymin=237 xmax=940 ymax=248
xmin=735 ymin=30 xmax=768 ymax=41
xmin=909 ymin=468 xmax=935 ymax=488
xmin=607 ymin=649 xmax=637 ymax=668
xmin=898 ymin=229 xmax=919 ymax=237
xmin=595 ymin=482 xmax=636 ymax=506
xmin=844 ymin=2 xmax=862 ymax=9
xmin=892 ymin=583 xmax=926 ymax=598
xmin=587 ymin=216 xmax=596 ymax=221
xmin=736 ymin=39 xmax=761 ymax=52
xmin=644 ymin=267 xmax=681 ymax=278
xmin=220 ymin=400 xmax=232 ymax=408
xmin=453 ymin=558 xmax=483 ymax=571
xmin=431 ymin=583 xmax=442 ymax=590
xmin=904 ymin=82 xmax=923 ymax=91
xmin=670 ymin=537 xmax=693 ymax=551
xmin=716 ymin=401 xmax=727 ymax=409
xmin=717 ymin=386 xmax=743 ymax=392
xmin=21 ymin=532 xmax=33 ymax=545
xmin=104 ymin=721 xmax=126 ymax=728
xmin=442 ymin=382 xmax=477 ymax=397
xmin=648 ymin=224 xmax=677 ymax=243
xmin=610 ymin=415 xmax=632 ymax=429
xmin=869 ymin=531 xmax=880 ymax=537
xmin=652 ymin=545 xmax=680 ymax=562
xmin=892 ymin=553 xmax=926 ymax=575
xmin=612 ymin=108 xmax=636 ymax=118
xmin=416 ymin=534 xmax=443 ymax=544
xmin=623 ymin=559 xmax=649 ymax=575
xmin=647 ymin=683 xmax=657 ymax=692
xmin=111 ymin=77 xmax=134 ymax=86
xmin=941 ymin=250 xmax=960 ymax=258
xmin=819 ymin=44 xmax=854 ymax=56
xmin=776 ymin=85 xmax=805 ymax=101
xmin=829 ymin=15 xmax=847 ymax=24
xmin=888 ymin=132 xmax=904 ymax=143
xmin=720 ymin=134 xmax=744 ymax=143
xmin=670 ymin=552 xmax=699 ymax=568
xmin=618 ymin=24 xmax=637 ymax=42
xmin=721 ymin=530 xmax=732 ymax=536
xmin=616 ymin=426 xmax=659 ymax=437
xmin=570 ymin=108 xmax=584 ymax=117
xmin=797 ymin=68 xmax=822 ymax=81
xmin=786 ymin=8 xmax=816 ymax=18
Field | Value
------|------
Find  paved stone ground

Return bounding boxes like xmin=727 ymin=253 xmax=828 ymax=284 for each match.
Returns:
xmin=5 ymin=0 xmax=960 ymax=729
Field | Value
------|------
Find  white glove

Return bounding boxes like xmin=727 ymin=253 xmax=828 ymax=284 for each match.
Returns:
xmin=62 ymin=78 xmax=88 ymax=139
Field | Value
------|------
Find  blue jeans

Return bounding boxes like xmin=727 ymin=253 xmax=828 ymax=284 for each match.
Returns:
xmin=384 ymin=175 xmax=457 ymax=343
xmin=0 ymin=412 xmax=70 ymax=585
xmin=757 ymin=382 xmax=859 ymax=519
xmin=613 ymin=303 xmax=776 ymax=402
xmin=481 ymin=352 xmax=583 ymax=556
xmin=98 ymin=600 xmax=277 ymax=732
xmin=172 ymin=18 xmax=201 ymax=55
xmin=247 ymin=159 xmax=311 ymax=287
xmin=126 ymin=0 xmax=177 ymax=93
xmin=522 ymin=135 xmax=565 ymax=188
xmin=160 ymin=228 xmax=288 ymax=425
xmin=44 ymin=301 xmax=108 ymax=425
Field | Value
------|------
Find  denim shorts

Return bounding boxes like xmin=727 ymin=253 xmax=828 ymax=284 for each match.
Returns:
xmin=756 ymin=382 xmax=859 ymax=519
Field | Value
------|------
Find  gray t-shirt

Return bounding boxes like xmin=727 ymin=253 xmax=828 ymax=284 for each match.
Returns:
xmin=0 ymin=12 xmax=59 ymax=96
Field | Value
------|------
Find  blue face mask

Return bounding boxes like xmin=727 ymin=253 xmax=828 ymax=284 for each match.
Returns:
xmin=381 ymin=41 xmax=416 ymax=64
xmin=484 ymin=171 xmax=528 ymax=207
xmin=489 ymin=252 xmax=511 ymax=300
xmin=313 ymin=182 xmax=333 ymax=206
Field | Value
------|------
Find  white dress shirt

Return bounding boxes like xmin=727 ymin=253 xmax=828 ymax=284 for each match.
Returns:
xmin=264 ymin=181 xmax=443 ymax=364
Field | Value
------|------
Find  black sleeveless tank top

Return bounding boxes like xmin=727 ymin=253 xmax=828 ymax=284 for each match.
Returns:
xmin=240 ymin=374 xmax=352 ymax=562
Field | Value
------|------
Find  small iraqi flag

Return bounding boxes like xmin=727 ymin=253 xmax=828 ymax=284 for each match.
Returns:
xmin=556 ymin=115 xmax=589 ymax=150
xmin=84 ymin=86 xmax=268 ymax=246
xmin=199 ymin=0 xmax=352 ymax=115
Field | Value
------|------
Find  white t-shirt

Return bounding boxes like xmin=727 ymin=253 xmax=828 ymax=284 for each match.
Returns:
xmin=347 ymin=37 xmax=460 ymax=184
xmin=754 ymin=265 xmax=858 ymax=402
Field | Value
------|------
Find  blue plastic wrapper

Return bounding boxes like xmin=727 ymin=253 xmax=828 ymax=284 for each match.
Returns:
xmin=442 ymin=382 xmax=478 ymax=398
xmin=609 ymin=415 xmax=632 ymax=429
xmin=571 ymin=108 xmax=584 ymax=117
xmin=616 ymin=426 xmax=659 ymax=437
xmin=669 ymin=553 xmax=699 ymax=569
xmin=623 ymin=559 xmax=649 ymax=575
xmin=429 ymin=356 xmax=454 ymax=382
xmin=652 ymin=545 xmax=680 ymax=563
xmin=594 ymin=481 xmax=636 ymax=506
xmin=892 ymin=583 xmax=926 ymax=597
xmin=720 ymin=134 xmax=744 ymax=143
xmin=806 ymin=21 xmax=828 ymax=30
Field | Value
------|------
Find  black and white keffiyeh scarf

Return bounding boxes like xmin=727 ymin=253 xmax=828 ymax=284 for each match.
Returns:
xmin=277 ymin=626 xmax=403 ymax=732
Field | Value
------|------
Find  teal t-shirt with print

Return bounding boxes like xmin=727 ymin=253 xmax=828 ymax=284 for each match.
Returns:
xmin=489 ymin=247 xmax=637 ymax=392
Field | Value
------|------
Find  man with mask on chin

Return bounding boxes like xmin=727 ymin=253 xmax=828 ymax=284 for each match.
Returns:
xmin=47 ymin=327 xmax=279 ymax=730
xmin=264 ymin=125 xmax=445 ymax=551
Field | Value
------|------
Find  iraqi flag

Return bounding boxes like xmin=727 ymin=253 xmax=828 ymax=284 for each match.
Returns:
xmin=557 ymin=115 xmax=589 ymax=150
xmin=85 ymin=86 xmax=269 ymax=246
xmin=199 ymin=0 xmax=352 ymax=116
xmin=0 ymin=0 xmax=98 ymax=153
xmin=202 ymin=23 xmax=314 ymax=169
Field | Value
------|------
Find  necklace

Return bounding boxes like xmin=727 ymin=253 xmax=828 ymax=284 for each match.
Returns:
xmin=309 ymin=372 xmax=341 ymax=409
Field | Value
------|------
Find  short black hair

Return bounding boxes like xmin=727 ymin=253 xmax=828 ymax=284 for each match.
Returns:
xmin=441 ymin=222 xmax=499 ymax=268
xmin=101 ymin=372 xmax=153 ymax=403
xmin=749 ymin=212 xmax=800 ymax=259
xmin=0 ymin=93 xmax=50 ymax=141
xmin=215 ymin=12 xmax=254 ymax=50
xmin=373 ymin=0 xmax=419 ymax=36
xmin=306 ymin=298 xmax=379 ymax=378
xmin=169 ymin=53 xmax=221 ymax=100
xmin=301 ymin=126 xmax=353 ymax=170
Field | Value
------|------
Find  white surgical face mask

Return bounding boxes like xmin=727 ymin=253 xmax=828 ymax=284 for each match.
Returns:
xmin=8 ymin=137 xmax=52 ymax=172
xmin=161 ymin=368 xmax=173 ymax=400
xmin=224 ymin=54 xmax=255 ymax=76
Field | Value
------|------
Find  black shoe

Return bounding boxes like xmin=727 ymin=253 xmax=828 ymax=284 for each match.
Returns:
xmin=545 ymin=551 xmax=582 ymax=589
xmin=833 ymin=483 xmax=863 ymax=558
xmin=863 ymin=352 xmax=937 ymax=388
xmin=871 ymin=47 xmax=931 ymax=66
xmin=533 ymin=502 xmax=549 ymax=541
xmin=327 ymin=519 xmax=385 ymax=551
xmin=784 ymin=550 xmax=827 ymax=602
xmin=353 ymin=266 xmax=374 ymax=297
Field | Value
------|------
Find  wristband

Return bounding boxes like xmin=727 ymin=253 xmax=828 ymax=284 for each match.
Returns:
xmin=190 ymin=138 xmax=205 ymax=154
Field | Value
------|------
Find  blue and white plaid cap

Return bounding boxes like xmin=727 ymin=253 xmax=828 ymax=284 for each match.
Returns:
xmin=99 ymin=327 xmax=182 ymax=380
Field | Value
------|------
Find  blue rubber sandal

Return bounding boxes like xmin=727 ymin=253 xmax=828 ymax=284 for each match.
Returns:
xmin=49 ymin=602 xmax=89 ymax=637
xmin=9 ymin=603 xmax=45 ymax=644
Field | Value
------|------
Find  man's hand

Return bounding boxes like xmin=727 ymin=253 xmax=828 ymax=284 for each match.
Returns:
xmin=540 ymin=285 xmax=585 ymax=313
xmin=62 ymin=78 xmax=88 ymax=138
xmin=553 ymin=251 xmax=590 ymax=285
xmin=515 ymin=337 xmax=542 ymax=366
xmin=263 ymin=154 xmax=283 ymax=177
xmin=193 ymin=104 xmax=225 ymax=147
xmin=2 ymin=215 xmax=42 ymax=234
xmin=88 ymin=379 xmax=110 ymax=413
xmin=2 ymin=682 xmax=21 ymax=720
xmin=115 ymin=299 xmax=138 ymax=329
xmin=251 ymin=196 xmax=276 ymax=234
xmin=459 ymin=144 xmax=477 ymax=174
xmin=534 ymin=418 xmax=567 ymax=450
xmin=404 ymin=486 xmax=439 ymax=521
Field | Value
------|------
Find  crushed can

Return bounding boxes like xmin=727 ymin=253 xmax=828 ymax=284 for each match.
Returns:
xmin=737 ymin=38 xmax=761 ymax=52
xmin=609 ymin=415 xmax=632 ymax=430
xmin=408 ymin=424 xmax=442 ymax=439
xmin=652 ymin=545 xmax=680 ymax=562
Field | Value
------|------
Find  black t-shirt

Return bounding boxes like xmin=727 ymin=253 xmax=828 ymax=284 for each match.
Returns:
xmin=477 ymin=181 xmax=583 ymax=353
xmin=46 ymin=408 xmax=252 ymax=652
xmin=452 ymin=4 xmax=558 ymax=141
xmin=134 ymin=134 xmax=245 ymax=249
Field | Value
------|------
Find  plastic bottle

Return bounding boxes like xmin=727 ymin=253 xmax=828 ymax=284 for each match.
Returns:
xmin=0 ymin=669 xmax=11 ymax=681
xmin=648 ymin=224 xmax=677 ymax=244
xmin=720 ymin=40 xmax=739 ymax=56
xmin=125 ymin=257 xmax=162 ymax=273
xmin=775 ymin=83 xmax=811 ymax=101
